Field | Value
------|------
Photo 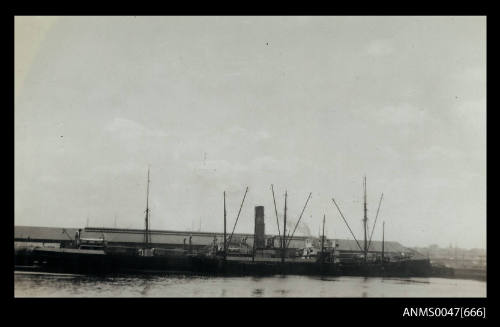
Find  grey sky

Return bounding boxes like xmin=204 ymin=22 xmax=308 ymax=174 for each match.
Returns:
xmin=15 ymin=16 xmax=486 ymax=249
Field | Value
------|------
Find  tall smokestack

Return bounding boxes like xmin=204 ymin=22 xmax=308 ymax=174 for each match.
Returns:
xmin=254 ymin=206 xmax=265 ymax=249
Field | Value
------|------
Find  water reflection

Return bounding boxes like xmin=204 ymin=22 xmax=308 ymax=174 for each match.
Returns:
xmin=252 ymin=288 xmax=264 ymax=297
xmin=275 ymin=289 xmax=289 ymax=295
xmin=14 ymin=272 xmax=486 ymax=298
xmin=140 ymin=278 xmax=153 ymax=296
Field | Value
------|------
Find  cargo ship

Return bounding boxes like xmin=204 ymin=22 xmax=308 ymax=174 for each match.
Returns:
xmin=14 ymin=171 xmax=454 ymax=278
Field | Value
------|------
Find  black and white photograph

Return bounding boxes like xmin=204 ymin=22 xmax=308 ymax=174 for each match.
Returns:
xmin=14 ymin=16 xmax=486 ymax=299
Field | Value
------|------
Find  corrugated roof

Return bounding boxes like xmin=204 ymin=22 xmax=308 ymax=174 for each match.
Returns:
xmin=14 ymin=226 xmax=80 ymax=242
xmin=334 ymin=238 xmax=406 ymax=253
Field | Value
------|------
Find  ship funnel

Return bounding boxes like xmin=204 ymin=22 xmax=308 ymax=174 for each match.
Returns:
xmin=254 ymin=206 xmax=265 ymax=249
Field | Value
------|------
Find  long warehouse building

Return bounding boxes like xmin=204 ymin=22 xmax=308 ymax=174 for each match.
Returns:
xmin=14 ymin=225 xmax=418 ymax=257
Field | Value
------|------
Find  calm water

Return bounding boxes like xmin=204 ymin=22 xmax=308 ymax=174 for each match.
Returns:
xmin=14 ymin=272 xmax=486 ymax=297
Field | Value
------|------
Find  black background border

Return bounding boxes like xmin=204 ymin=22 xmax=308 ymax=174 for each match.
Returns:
xmin=6 ymin=5 xmax=491 ymax=323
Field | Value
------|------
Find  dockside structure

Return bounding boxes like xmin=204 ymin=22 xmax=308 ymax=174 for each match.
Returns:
xmin=15 ymin=225 xmax=418 ymax=259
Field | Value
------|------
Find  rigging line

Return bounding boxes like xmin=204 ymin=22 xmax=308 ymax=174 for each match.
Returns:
xmin=61 ymin=229 xmax=73 ymax=240
xmin=367 ymin=193 xmax=384 ymax=251
xmin=271 ymin=184 xmax=281 ymax=239
xmin=331 ymin=197 xmax=363 ymax=252
xmin=227 ymin=186 xmax=249 ymax=245
xmin=286 ymin=192 xmax=312 ymax=249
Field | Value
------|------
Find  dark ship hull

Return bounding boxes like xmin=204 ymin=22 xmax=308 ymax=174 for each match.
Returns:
xmin=14 ymin=246 xmax=451 ymax=278
xmin=16 ymin=173 xmax=454 ymax=279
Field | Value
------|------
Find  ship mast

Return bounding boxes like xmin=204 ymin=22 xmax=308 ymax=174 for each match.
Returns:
xmin=382 ymin=221 xmax=385 ymax=263
xmin=363 ymin=175 xmax=368 ymax=262
xmin=144 ymin=168 xmax=151 ymax=249
xmin=282 ymin=191 xmax=287 ymax=264
xmin=223 ymin=191 xmax=227 ymax=260
xmin=321 ymin=214 xmax=326 ymax=264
